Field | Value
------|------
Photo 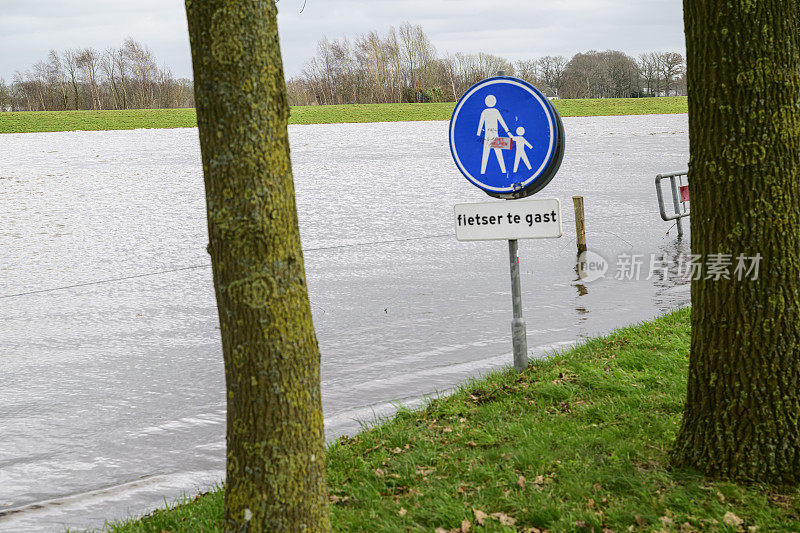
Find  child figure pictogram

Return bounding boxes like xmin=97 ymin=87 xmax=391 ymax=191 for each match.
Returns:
xmin=511 ymin=126 xmax=533 ymax=173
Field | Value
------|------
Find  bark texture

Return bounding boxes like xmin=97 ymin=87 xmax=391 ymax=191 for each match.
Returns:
xmin=672 ymin=0 xmax=800 ymax=483
xmin=184 ymin=1 xmax=330 ymax=530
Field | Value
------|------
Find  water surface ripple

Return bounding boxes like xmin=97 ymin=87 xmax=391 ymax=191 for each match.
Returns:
xmin=0 ymin=115 xmax=690 ymax=531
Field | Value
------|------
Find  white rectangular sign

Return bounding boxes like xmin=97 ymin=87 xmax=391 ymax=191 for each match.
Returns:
xmin=454 ymin=198 xmax=562 ymax=241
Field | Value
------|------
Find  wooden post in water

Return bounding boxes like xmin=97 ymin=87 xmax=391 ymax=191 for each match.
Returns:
xmin=572 ymin=195 xmax=587 ymax=254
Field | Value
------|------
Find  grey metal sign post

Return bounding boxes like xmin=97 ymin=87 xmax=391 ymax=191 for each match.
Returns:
xmin=454 ymin=199 xmax=563 ymax=371
xmin=508 ymin=239 xmax=528 ymax=371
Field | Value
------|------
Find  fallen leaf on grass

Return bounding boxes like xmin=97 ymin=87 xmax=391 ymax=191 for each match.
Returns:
xmin=491 ymin=512 xmax=516 ymax=526
xmin=660 ymin=516 xmax=674 ymax=528
xmin=553 ymin=401 xmax=572 ymax=413
xmin=768 ymin=493 xmax=794 ymax=507
xmin=434 ymin=519 xmax=472 ymax=533
xmin=517 ymin=475 xmax=526 ymax=489
xmin=416 ymin=466 xmax=435 ymax=476
xmin=634 ymin=515 xmax=647 ymax=526
xmin=398 ymin=507 xmax=407 ymax=516
xmin=466 ymin=441 xmax=478 ymax=448
xmin=471 ymin=507 xmax=518 ymax=527
xmin=722 ymin=512 xmax=743 ymax=527
xmin=531 ymin=474 xmax=546 ymax=488
xmin=390 ymin=485 xmax=411 ymax=498
xmin=374 ymin=468 xmax=385 ymax=477
xmin=551 ymin=371 xmax=577 ymax=385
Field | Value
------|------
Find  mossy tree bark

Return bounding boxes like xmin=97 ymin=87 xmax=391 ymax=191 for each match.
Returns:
xmin=672 ymin=1 xmax=800 ymax=483
xmin=184 ymin=1 xmax=330 ymax=529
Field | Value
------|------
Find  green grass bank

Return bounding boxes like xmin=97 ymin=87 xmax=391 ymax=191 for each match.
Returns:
xmin=105 ymin=307 xmax=800 ymax=533
xmin=1 ymin=97 xmax=687 ymax=134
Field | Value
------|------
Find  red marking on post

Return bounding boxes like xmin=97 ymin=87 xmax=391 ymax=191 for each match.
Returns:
xmin=680 ymin=185 xmax=690 ymax=203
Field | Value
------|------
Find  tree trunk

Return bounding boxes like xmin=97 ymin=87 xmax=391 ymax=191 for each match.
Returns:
xmin=70 ymin=77 xmax=79 ymax=109
xmin=672 ymin=0 xmax=800 ymax=483
xmin=184 ymin=1 xmax=331 ymax=530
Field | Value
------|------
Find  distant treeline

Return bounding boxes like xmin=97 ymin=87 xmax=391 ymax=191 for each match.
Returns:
xmin=2 ymin=26 xmax=686 ymax=112
xmin=1 ymin=38 xmax=194 ymax=112
xmin=287 ymin=22 xmax=686 ymax=105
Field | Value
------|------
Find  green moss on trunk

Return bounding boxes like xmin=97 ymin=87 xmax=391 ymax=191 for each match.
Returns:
xmin=673 ymin=0 xmax=800 ymax=483
xmin=185 ymin=0 xmax=330 ymax=530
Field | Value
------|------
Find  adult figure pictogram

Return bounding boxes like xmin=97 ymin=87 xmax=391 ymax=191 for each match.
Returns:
xmin=477 ymin=94 xmax=511 ymax=174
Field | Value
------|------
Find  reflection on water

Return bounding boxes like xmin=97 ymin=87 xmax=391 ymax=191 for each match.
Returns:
xmin=0 ymin=115 xmax=689 ymax=531
xmin=652 ymin=236 xmax=692 ymax=311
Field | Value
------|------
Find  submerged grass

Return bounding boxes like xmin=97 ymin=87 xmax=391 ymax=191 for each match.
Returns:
xmin=2 ymin=97 xmax=687 ymax=134
xmin=106 ymin=307 xmax=800 ymax=532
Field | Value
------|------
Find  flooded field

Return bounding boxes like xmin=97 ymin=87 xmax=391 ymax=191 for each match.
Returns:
xmin=0 ymin=114 xmax=689 ymax=531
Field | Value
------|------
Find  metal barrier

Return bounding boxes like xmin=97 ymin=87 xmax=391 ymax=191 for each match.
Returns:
xmin=656 ymin=170 xmax=689 ymax=237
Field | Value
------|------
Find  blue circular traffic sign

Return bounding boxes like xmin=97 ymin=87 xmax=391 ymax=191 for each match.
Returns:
xmin=449 ymin=76 xmax=564 ymax=198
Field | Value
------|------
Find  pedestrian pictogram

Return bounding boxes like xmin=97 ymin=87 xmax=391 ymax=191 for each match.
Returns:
xmin=449 ymin=76 xmax=565 ymax=199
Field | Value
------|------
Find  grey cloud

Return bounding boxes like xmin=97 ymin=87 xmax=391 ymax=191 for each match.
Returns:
xmin=2 ymin=0 xmax=684 ymax=82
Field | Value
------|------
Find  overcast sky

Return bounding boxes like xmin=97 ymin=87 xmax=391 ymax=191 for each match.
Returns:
xmin=1 ymin=0 xmax=685 ymax=82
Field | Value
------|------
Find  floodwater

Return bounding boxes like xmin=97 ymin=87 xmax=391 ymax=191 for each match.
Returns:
xmin=0 ymin=114 xmax=690 ymax=531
